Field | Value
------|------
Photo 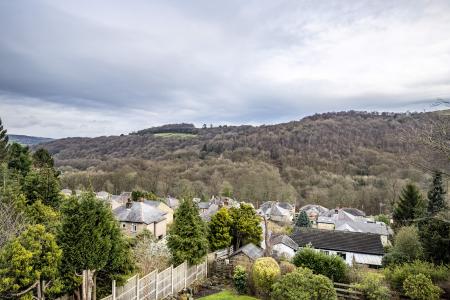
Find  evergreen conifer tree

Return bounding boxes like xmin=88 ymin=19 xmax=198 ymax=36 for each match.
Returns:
xmin=229 ymin=203 xmax=262 ymax=251
xmin=393 ymin=183 xmax=426 ymax=228
xmin=58 ymin=192 xmax=133 ymax=299
xmin=0 ymin=118 xmax=8 ymax=162
xmin=427 ymin=171 xmax=448 ymax=215
xmin=7 ymin=143 xmax=32 ymax=177
xmin=296 ymin=211 xmax=311 ymax=227
xmin=208 ymin=207 xmax=233 ymax=251
xmin=167 ymin=198 xmax=208 ymax=265
xmin=32 ymin=148 xmax=54 ymax=169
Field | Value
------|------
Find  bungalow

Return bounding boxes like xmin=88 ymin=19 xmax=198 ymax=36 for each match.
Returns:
xmin=113 ymin=200 xmax=167 ymax=239
xmin=290 ymin=228 xmax=385 ymax=267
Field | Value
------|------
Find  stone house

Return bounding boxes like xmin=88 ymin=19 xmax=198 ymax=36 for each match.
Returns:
xmin=113 ymin=200 xmax=167 ymax=239
xmin=144 ymin=200 xmax=174 ymax=224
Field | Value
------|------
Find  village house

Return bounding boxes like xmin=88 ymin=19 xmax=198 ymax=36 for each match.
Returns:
xmin=162 ymin=196 xmax=180 ymax=210
xmin=257 ymin=201 xmax=295 ymax=223
xmin=314 ymin=207 xmax=393 ymax=246
xmin=290 ymin=228 xmax=385 ymax=267
xmin=144 ymin=200 xmax=174 ymax=224
xmin=113 ymin=200 xmax=167 ymax=239
xmin=299 ymin=204 xmax=329 ymax=223
xmin=198 ymin=196 xmax=239 ymax=221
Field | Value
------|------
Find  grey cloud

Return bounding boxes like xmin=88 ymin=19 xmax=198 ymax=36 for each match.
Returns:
xmin=0 ymin=0 xmax=450 ymax=137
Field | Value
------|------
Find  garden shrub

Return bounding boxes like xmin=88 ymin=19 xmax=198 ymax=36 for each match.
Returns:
xmin=292 ymin=247 xmax=348 ymax=282
xmin=351 ymin=272 xmax=390 ymax=300
xmin=251 ymin=257 xmax=281 ymax=298
xmin=383 ymin=260 xmax=450 ymax=292
xmin=403 ymin=274 xmax=442 ymax=300
xmin=382 ymin=226 xmax=423 ymax=266
xmin=279 ymin=261 xmax=296 ymax=275
xmin=233 ymin=265 xmax=248 ymax=294
xmin=271 ymin=267 xmax=337 ymax=300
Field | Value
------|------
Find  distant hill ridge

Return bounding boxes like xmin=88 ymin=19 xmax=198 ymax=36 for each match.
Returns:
xmin=9 ymin=134 xmax=54 ymax=146
xmin=37 ymin=109 xmax=448 ymax=214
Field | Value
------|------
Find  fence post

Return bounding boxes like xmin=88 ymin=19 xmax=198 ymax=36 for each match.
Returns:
xmin=155 ymin=271 xmax=159 ymax=300
xmin=136 ymin=275 xmax=140 ymax=300
xmin=170 ymin=265 xmax=174 ymax=295
xmin=112 ymin=280 xmax=116 ymax=300
xmin=184 ymin=262 xmax=187 ymax=289
xmin=205 ymin=257 xmax=208 ymax=278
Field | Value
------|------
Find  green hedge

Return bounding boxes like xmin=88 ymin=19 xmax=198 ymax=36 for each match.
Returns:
xmin=292 ymin=247 xmax=348 ymax=282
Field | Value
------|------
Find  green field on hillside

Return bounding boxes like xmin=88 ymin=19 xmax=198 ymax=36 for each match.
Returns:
xmin=154 ymin=132 xmax=197 ymax=138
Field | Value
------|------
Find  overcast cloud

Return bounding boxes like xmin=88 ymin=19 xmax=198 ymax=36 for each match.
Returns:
xmin=1 ymin=0 xmax=450 ymax=138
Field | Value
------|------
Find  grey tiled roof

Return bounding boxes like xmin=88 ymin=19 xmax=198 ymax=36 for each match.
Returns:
xmin=113 ymin=202 xmax=167 ymax=224
xmin=163 ymin=197 xmax=179 ymax=208
xmin=270 ymin=234 xmax=299 ymax=250
xmin=230 ymin=243 xmax=264 ymax=260
xmin=291 ymin=228 xmax=384 ymax=255
xmin=335 ymin=220 xmax=392 ymax=236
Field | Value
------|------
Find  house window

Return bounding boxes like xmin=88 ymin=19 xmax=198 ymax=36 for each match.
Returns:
xmin=320 ymin=250 xmax=329 ymax=255
xmin=121 ymin=223 xmax=126 ymax=229
xmin=337 ymin=252 xmax=346 ymax=260
xmin=131 ymin=224 xmax=137 ymax=232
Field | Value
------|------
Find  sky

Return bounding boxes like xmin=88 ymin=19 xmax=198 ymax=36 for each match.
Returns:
xmin=1 ymin=0 xmax=450 ymax=138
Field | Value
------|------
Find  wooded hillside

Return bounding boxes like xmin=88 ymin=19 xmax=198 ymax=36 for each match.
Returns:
xmin=40 ymin=110 xmax=449 ymax=214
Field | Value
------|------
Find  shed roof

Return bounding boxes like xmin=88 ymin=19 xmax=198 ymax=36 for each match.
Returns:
xmin=230 ymin=243 xmax=264 ymax=260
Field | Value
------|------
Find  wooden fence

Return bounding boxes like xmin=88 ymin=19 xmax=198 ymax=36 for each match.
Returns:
xmin=100 ymin=260 xmax=207 ymax=300
xmin=333 ymin=282 xmax=363 ymax=300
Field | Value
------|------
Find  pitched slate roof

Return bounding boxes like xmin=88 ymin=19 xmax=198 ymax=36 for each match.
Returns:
xmin=113 ymin=201 xmax=167 ymax=224
xmin=290 ymin=228 xmax=384 ymax=255
xmin=270 ymin=234 xmax=299 ymax=250
xmin=335 ymin=220 xmax=392 ymax=236
xmin=230 ymin=243 xmax=264 ymax=260
xmin=163 ymin=197 xmax=179 ymax=209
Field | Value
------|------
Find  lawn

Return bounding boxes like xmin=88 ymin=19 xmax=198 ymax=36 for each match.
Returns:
xmin=197 ymin=290 xmax=259 ymax=300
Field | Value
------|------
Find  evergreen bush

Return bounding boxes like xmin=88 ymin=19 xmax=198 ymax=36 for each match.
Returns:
xmin=403 ymin=274 xmax=442 ymax=300
xmin=292 ymin=247 xmax=348 ymax=282
xmin=233 ymin=265 xmax=248 ymax=294
xmin=251 ymin=257 xmax=281 ymax=298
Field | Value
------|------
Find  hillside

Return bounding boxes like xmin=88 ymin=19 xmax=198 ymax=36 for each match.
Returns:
xmin=9 ymin=134 xmax=54 ymax=145
xmin=40 ymin=110 xmax=448 ymax=214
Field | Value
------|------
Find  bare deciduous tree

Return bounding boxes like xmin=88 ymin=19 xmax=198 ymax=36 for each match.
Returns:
xmin=0 ymin=199 xmax=25 ymax=248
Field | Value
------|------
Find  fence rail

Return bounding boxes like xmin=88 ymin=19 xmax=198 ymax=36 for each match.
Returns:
xmin=101 ymin=260 xmax=207 ymax=300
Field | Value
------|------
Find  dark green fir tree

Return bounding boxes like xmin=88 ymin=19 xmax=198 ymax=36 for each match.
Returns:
xmin=427 ymin=171 xmax=448 ymax=215
xmin=296 ymin=210 xmax=311 ymax=227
